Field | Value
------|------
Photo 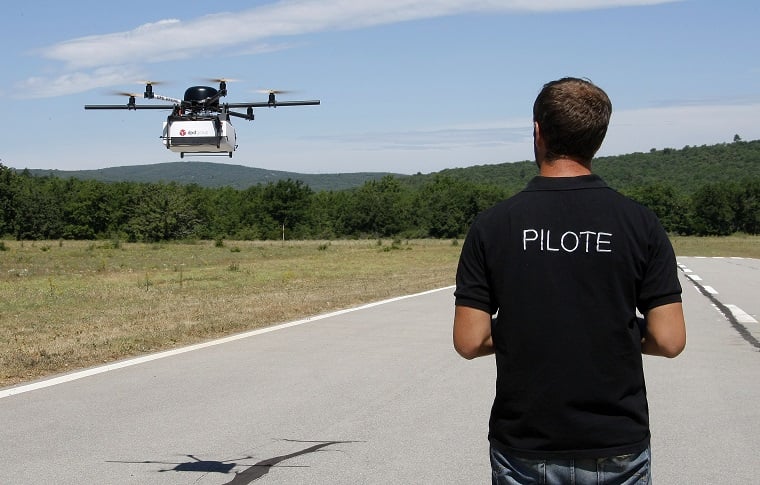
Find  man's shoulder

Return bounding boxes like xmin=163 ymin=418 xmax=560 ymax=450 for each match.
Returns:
xmin=474 ymin=180 xmax=659 ymax=225
xmin=476 ymin=191 xmax=530 ymax=220
xmin=608 ymin=190 xmax=660 ymax=218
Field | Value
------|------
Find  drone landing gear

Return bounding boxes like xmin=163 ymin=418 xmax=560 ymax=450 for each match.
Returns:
xmin=213 ymin=117 xmax=223 ymax=149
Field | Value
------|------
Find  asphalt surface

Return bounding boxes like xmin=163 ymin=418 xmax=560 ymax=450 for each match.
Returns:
xmin=2 ymin=257 xmax=759 ymax=484
xmin=646 ymin=256 xmax=760 ymax=484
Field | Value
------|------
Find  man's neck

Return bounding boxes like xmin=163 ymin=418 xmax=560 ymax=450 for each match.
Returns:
xmin=538 ymin=158 xmax=592 ymax=177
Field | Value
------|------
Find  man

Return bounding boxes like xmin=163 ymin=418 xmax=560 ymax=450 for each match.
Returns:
xmin=453 ymin=77 xmax=686 ymax=484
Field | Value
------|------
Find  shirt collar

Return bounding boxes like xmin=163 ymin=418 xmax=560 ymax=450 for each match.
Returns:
xmin=524 ymin=174 xmax=608 ymax=191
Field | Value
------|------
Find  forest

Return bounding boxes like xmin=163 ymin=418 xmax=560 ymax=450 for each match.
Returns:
xmin=1 ymin=140 xmax=759 ymax=241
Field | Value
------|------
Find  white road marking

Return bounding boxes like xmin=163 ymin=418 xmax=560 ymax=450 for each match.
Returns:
xmin=726 ymin=304 xmax=758 ymax=324
xmin=0 ymin=286 xmax=455 ymax=400
xmin=703 ymin=286 xmax=718 ymax=294
xmin=687 ymin=274 xmax=703 ymax=281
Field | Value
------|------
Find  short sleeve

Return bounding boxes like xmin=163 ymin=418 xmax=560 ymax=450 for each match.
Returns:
xmin=637 ymin=220 xmax=682 ymax=314
xmin=454 ymin=221 xmax=497 ymax=314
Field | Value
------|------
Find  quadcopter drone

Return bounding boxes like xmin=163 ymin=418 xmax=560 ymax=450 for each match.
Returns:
xmin=84 ymin=79 xmax=320 ymax=158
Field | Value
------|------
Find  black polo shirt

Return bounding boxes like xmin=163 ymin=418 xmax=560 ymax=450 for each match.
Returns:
xmin=455 ymin=174 xmax=682 ymax=459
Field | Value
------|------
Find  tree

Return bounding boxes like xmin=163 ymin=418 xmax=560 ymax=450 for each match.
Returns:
xmin=260 ymin=179 xmax=313 ymax=239
xmin=125 ymin=183 xmax=200 ymax=241
xmin=736 ymin=179 xmax=760 ymax=234
xmin=414 ymin=175 xmax=475 ymax=238
xmin=309 ymin=190 xmax=350 ymax=239
xmin=690 ymin=182 xmax=738 ymax=236
xmin=11 ymin=174 xmax=64 ymax=239
xmin=625 ymin=184 xmax=691 ymax=234
xmin=202 ymin=185 xmax=244 ymax=239
xmin=342 ymin=176 xmax=412 ymax=237
xmin=61 ymin=179 xmax=112 ymax=239
xmin=0 ymin=163 xmax=16 ymax=237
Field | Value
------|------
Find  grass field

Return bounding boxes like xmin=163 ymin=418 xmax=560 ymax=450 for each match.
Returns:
xmin=0 ymin=239 xmax=462 ymax=388
xmin=670 ymin=234 xmax=760 ymax=259
xmin=1 ymin=235 xmax=758 ymax=388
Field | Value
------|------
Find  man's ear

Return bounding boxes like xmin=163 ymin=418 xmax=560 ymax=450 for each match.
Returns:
xmin=533 ymin=121 xmax=542 ymax=146
xmin=533 ymin=121 xmax=545 ymax=163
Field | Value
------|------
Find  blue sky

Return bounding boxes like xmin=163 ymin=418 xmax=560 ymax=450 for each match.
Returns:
xmin=1 ymin=0 xmax=758 ymax=175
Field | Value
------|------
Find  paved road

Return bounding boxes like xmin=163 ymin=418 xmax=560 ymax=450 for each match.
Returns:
xmin=1 ymin=257 xmax=759 ymax=484
xmin=646 ymin=256 xmax=760 ymax=484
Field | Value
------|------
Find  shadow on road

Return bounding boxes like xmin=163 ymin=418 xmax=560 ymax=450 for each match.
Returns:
xmin=108 ymin=439 xmax=360 ymax=484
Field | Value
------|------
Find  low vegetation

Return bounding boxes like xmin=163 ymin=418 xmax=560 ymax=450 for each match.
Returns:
xmin=0 ymin=239 xmax=460 ymax=388
xmin=1 ymin=236 xmax=757 ymax=389
xmin=670 ymin=234 xmax=760 ymax=258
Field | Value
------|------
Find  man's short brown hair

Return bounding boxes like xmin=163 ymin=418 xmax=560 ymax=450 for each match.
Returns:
xmin=533 ymin=77 xmax=612 ymax=164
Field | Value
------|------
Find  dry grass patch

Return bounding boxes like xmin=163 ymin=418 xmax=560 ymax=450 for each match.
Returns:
xmin=671 ymin=234 xmax=760 ymax=259
xmin=1 ymin=239 xmax=461 ymax=387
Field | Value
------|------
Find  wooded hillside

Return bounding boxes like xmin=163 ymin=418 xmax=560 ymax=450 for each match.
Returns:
xmin=2 ymin=140 xmax=758 ymax=240
xmin=409 ymin=140 xmax=760 ymax=195
xmin=25 ymin=162 xmax=399 ymax=192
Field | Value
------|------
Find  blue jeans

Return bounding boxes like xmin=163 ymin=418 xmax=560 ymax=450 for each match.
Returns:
xmin=490 ymin=445 xmax=651 ymax=485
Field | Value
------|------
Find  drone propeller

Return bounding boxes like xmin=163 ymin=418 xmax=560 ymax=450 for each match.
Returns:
xmin=134 ymin=80 xmax=166 ymax=99
xmin=205 ymin=77 xmax=240 ymax=83
xmin=101 ymin=91 xmax=140 ymax=109
xmin=257 ymin=89 xmax=294 ymax=95
xmin=111 ymin=91 xmax=142 ymax=98
xmin=85 ymin=89 xmax=178 ymax=109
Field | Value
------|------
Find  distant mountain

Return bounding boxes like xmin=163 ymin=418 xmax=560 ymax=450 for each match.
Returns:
xmin=19 ymin=139 xmax=760 ymax=194
xmin=25 ymin=162 xmax=404 ymax=192
xmin=404 ymin=140 xmax=760 ymax=194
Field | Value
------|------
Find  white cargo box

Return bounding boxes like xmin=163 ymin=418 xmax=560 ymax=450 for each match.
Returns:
xmin=162 ymin=119 xmax=236 ymax=155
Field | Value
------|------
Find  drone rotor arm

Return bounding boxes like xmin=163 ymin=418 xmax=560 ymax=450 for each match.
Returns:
xmin=225 ymin=100 xmax=320 ymax=108
xmin=84 ymin=104 xmax=176 ymax=110
xmin=267 ymin=100 xmax=321 ymax=107
xmin=151 ymin=94 xmax=183 ymax=104
xmin=225 ymin=102 xmax=270 ymax=109
xmin=227 ymin=110 xmax=255 ymax=121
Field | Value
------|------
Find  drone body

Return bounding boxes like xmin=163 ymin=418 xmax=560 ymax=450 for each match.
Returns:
xmin=85 ymin=81 xmax=319 ymax=158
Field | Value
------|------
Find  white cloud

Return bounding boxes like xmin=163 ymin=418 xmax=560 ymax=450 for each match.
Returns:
xmin=40 ymin=0 xmax=679 ymax=69
xmin=18 ymin=66 xmax=146 ymax=98
xmin=19 ymin=0 xmax=679 ymax=98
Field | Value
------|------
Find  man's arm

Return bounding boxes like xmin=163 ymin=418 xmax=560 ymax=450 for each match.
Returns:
xmin=453 ymin=305 xmax=494 ymax=360
xmin=642 ymin=302 xmax=686 ymax=358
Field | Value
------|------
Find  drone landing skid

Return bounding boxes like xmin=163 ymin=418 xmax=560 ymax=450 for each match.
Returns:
xmin=179 ymin=152 xmax=234 ymax=159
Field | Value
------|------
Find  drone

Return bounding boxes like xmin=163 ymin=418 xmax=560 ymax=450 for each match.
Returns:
xmin=84 ymin=79 xmax=320 ymax=158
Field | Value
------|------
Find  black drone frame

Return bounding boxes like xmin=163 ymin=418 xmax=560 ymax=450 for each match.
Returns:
xmin=84 ymin=80 xmax=320 ymax=121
